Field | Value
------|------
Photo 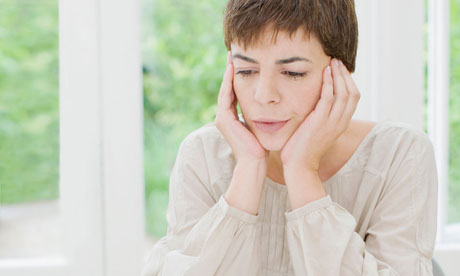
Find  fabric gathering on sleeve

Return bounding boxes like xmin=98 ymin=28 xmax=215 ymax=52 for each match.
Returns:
xmin=281 ymin=127 xmax=438 ymax=276
xmin=141 ymin=131 xmax=263 ymax=276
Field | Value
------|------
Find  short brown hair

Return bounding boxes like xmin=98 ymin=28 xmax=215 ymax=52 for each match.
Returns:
xmin=223 ymin=0 xmax=358 ymax=72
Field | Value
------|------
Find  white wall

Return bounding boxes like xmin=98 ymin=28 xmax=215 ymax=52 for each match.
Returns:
xmin=353 ymin=0 xmax=425 ymax=131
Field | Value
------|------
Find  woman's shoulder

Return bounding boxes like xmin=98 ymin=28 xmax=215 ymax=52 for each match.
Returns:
xmin=371 ymin=119 xmax=433 ymax=151
xmin=178 ymin=121 xmax=236 ymax=184
xmin=352 ymin=119 xmax=435 ymax=173
xmin=180 ymin=121 xmax=230 ymax=152
xmin=183 ymin=113 xmax=245 ymax=143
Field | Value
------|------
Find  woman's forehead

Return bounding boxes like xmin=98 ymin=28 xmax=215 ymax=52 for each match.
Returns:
xmin=233 ymin=26 xmax=315 ymax=49
xmin=230 ymin=29 xmax=324 ymax=62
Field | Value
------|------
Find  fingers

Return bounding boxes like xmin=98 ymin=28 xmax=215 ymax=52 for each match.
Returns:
xmin=329 ymin=59 xmax=349 ymax=125
xmin=338 ymin=62 xmax=361 ymax=123
xmin=315 ymin=65 xmax=333 ymax=121
xmin=216 ymin=51 xmax=239 ymax=123
xmin=217 ymin=51 xmax=234 ymax=108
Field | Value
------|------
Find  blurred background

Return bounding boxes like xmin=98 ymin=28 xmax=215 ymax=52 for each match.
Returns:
xmin=0 ymin=0 xmax=459 ymax=275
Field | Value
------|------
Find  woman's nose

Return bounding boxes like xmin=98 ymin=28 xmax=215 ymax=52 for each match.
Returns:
xmin=254 ymin=73 xmax=281 ymax=105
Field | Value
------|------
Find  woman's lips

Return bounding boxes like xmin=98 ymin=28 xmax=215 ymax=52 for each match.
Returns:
xmin=253 ymin=119 xmax=289 ymax=133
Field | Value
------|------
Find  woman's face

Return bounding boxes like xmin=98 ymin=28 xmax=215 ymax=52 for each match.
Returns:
xmin=231 ymin=28 xmax=332 ymax=151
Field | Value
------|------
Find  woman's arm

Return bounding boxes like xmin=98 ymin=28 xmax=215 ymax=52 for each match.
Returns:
xmin=224 ymin=158 xmax=266 ymax=215
xmin=282 ymin=129 xmax=437 ymax=275
xmin=141 ymin=132 xmax=263 ymax=276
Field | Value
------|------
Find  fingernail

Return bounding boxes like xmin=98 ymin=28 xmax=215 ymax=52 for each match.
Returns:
xmin=334 ymin=59 xmax=339 ymax=66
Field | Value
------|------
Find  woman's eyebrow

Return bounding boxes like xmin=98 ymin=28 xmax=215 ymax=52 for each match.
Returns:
xmin=232 ymin=53 xmax=258 ymax=63
xmin=232 ymin=53 xmax=312 ymax=64
xmin=276 ymin=56 xmax=312 ymax=64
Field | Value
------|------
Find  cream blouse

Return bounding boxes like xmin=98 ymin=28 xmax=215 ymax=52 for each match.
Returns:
xmin=141 ymin=118 xmax=438 ymax=276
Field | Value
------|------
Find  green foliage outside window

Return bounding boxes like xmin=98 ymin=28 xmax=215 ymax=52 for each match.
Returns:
xmin=0 ymin=1 xmax=59 ymax=204
xmin=142 ymin=0 xmax=228 ymax=237
xmin=448 ymin=0 xmax=460 ymax=224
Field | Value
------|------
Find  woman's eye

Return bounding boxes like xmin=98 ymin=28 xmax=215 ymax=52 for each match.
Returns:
xmin=282 ymin=71 xmax=307 ymax=79
xmin=235 ymin=70 xmax=306 ymax=79
xmin=236 ymin=70 xmax=256 ymax=77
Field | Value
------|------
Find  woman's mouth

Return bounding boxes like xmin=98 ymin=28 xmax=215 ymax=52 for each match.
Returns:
xmin=253 ymin=119 xmax=289 ymax=133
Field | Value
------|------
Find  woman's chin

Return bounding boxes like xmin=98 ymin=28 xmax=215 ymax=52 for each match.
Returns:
xmin=256 ymin=134 xmax=287 ymax=152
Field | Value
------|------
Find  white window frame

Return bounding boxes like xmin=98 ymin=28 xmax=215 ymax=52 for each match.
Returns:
xmin=428 ymin=0 xmax=460 ymax=272
xmin=428 ymin=0 xmax=450 ymax=244
xmin=0 ymin=0 xmax=145 ymax=275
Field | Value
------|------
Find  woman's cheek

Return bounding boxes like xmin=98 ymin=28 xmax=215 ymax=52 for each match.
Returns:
xmin=288 ymin=83 xmax=322 ymax=116
xmin=294 ymin=76 xmax=322 ymax=100
xmin=233 ymin=78 xmax=252 ymax=104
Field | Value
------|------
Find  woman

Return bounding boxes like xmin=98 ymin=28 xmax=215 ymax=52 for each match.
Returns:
xmin=142 ymin=0 xmax=438 ymax=275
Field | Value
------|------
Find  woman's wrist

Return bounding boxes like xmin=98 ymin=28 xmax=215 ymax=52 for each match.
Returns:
xmin=225 ymin=158 xmax=267 ymax=216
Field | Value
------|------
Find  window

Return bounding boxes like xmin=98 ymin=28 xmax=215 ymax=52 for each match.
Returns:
xmin=427 ymin=0 xmax=460 ymax=243
xmin=447 ymin=0 xmax=460 ymax=229
xmin=141 ymin=0 xmax=228 ymax=246
xmin=0 ymin=0 xmax=60 ymax=259
xmin=1 ymin=1 xmax=144 ymax=274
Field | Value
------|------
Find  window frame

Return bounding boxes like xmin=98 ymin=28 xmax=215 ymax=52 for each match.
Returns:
xmin=0 ymin=0 xmax=145 ymax=275
xmin=428 ymin=0 xmax=451 ymax=245
xmin=428 ymin=0 xmax=460 ymax=272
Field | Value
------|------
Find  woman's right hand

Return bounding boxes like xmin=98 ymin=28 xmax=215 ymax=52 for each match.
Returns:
xmin=214 ymin=51 xmax=268 ymax=163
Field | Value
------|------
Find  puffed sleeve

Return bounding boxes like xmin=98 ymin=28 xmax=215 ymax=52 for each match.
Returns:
xmin=283 ymin=130 xmax=438 ymax=276
xmin=141 ymin=133 xmax=262 ymax=276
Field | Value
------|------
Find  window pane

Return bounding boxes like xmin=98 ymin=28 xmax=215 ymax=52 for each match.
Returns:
xmin=448 ymin=0 xmax=460 ymax=224
xmin=141 ymin=0 xmax=227 ymax=245
xmin=0 ymin=0 xmax=59 ymax=257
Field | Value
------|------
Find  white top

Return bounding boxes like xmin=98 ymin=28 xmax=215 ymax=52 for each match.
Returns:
xmin=141 ymin=118 xmax=438 ymax=276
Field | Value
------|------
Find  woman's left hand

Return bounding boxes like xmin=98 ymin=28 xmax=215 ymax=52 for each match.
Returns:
xmin=280 ymin=58 xmax=361 ymax=173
